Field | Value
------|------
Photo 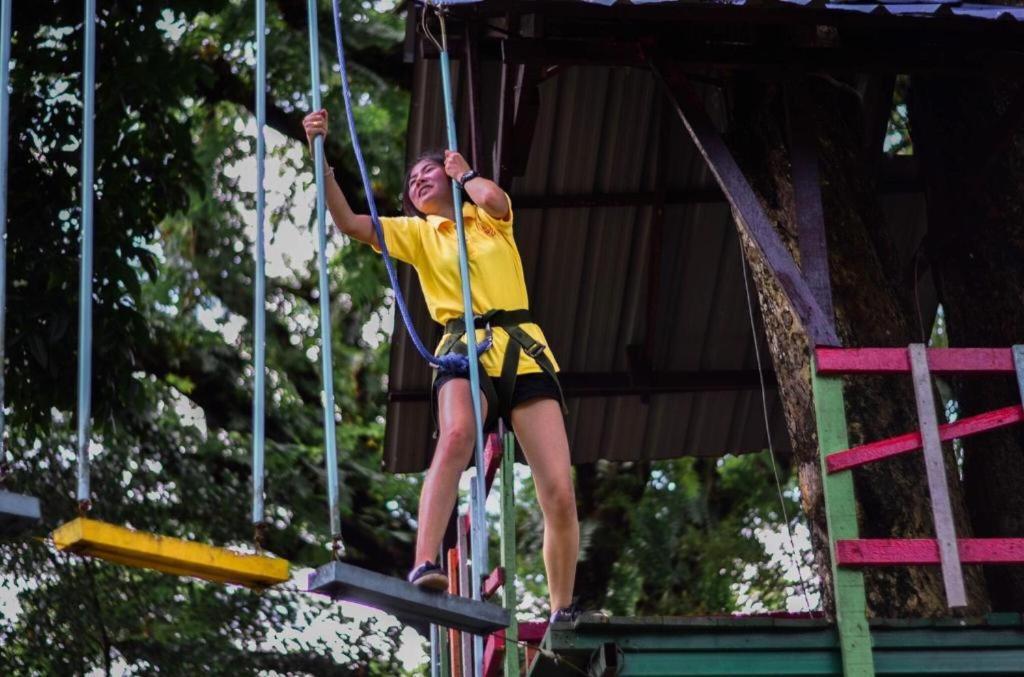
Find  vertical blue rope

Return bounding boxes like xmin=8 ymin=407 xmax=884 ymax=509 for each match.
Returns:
xmin=0 ymin=0 xmax=13 ymax=460
xmin=251 ymin=0 xmax=267 ymax=526
xmin=306 ymin=0 xmax=341 ymax=539
xmin=76 ymin=0 xmax=96 ymax=505
xmin=437 ymin=16 xmax=488 ymax=676
xmin=326 ymin=0 xmax=486 ymax=375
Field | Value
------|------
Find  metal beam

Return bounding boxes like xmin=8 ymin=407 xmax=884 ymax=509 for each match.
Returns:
xmin=653 ymin=65 xmax=840 ymax=346
xmin=388 ymin=369 xmax=776 ymax=402
xmin=786 ymin=84 xmax=837 ymax=334
xmin=0 ymin=490 xmax=41 ymax=537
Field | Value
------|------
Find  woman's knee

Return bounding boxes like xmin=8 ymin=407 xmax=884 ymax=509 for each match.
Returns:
xmin=540 ymin=482 xmax=578 ymax=526
xmin=435 ymin=421 xmax=475 ymax=468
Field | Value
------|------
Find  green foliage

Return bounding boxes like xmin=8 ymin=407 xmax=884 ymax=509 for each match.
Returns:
xmin=1 ymin=1 xmax=421 ymax=673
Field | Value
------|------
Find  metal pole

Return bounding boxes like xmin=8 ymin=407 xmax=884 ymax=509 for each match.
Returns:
xmin=438 ymin=16 xmax=488 ymax=676
xmin=0 ymin=0 xmax=13 ymax=459
xmin=305 ymin=0 xmax=341 ymax=539
xmin=76 ymin=0 xmax=97 ymax=505
xmin=251 ymin=0 xmax=268 ymax=527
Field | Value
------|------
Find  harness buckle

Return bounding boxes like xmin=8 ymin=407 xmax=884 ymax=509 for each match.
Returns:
xmin=525 ymin=342 xmax=546 ymax=358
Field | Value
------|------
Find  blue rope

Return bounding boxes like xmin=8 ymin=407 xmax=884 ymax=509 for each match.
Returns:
xmin=251 ymin=0 xmax=267 ymax=527
xmin=0 ymin=0 xmax=13 ymax=461
xmin=306 ymin=0 xmax=342 ymax=541
xmin=76 ymin=0 xmax=97 ymax=505
xmin=327 ymin=0 xmax=488 ymax=376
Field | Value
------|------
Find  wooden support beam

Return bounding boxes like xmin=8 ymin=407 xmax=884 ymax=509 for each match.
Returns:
xmin=811 ymin=366 xmax=876 ymax=676
xmin=653 ymin=64 xmax=839 ymax=346
xmin=1013 ymin=345 xmax=1024 ymax=407
xmin=447 ymin=547 xmax=463 ymax=676
xmin=786 ymin=85 xmax=837 ymax=332
xmin=816 ymin=346 xmax=1016 ymax=375
xmin=908 ymin=343 xmax=966 ymax=608
xmin=483 ymin=432 xmax=503 ymax=494
xmin=827 ymin=405 xmax=1024 ymax=473
xmin=499 ymin=430 xmax=520 ymax=677
xmin=837 ymin=539 xmax=1024 ymax=566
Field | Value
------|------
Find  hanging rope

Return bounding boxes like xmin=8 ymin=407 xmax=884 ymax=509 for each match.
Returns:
xmin=0 ymin=0 xmax=13 ymax=465
xmin=329 ymin=6 xmax=490 ymax=673
xmin=737 ymin=236 xmax=815 ymax=612
xmin=326 ymin=1 xmax=488 ymax=376
xmin=75 ymin=0 xmax=97 ymax=510
xmin=304 ymin=0 xmax=343 ymax=547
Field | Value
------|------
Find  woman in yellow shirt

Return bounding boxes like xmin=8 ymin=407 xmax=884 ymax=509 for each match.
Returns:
xmin=303 ymin=109 xmax=580 ymax=623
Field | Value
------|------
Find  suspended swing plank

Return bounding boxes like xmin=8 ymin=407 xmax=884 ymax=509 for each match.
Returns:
xmin=0 ymin=489 xmax=41 ymax=536
xmin=52 ymin=518 xmax=289 ymax=589
xmin=309 ymin=561 xmax=509 ymax=635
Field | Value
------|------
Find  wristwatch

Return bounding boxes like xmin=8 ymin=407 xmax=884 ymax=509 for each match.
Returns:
xmin=457 ymin=169 xmax=479 ymax=188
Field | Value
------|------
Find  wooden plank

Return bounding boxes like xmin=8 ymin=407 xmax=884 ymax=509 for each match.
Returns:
xmin=654 ymin=65 xmax=839 ymax=347
xmin=826 ymin=405 xmax=1024 ymax=473
xmin=1013 ymin=345 xmax=1024 ymax=407
xmin=0 ymin=489 xmax=41 ymax=537
xmin=482 ymin=566 xmax=504 ymax=600
xmin=52 ymin=518 xmax=289 ymax=589
xmin=500 ymin=430 xmax=520 ymax=677
xmin=811 ymin=366 xmax=876 ymax=676
xmin=838 ymin=539 xmax=1024 ymax=566
xmin=482 ymin=631 xmax=502 ymax=677
xmin=786 ymin=85 xmax=836 ymax=331
xmin=908 ymin=343 xmax=966 ymax=608
xmin=816 ymin=346 xmax=1015 ymax=375
xmin=457 ymin=514 xmax=473 ymax=670
xmin=483 ymin=433 xmax=502 ymax=495
xmin=448 ymin=547 xmax=463 ymax=677
xmin=308 ymin=561 xmax=508 ymax=635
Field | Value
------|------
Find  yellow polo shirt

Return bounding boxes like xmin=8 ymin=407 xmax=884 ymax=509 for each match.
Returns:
xmin=375 ymin=196 xmax=559 ymax=378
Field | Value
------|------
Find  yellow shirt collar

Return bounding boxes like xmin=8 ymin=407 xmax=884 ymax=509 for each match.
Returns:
xmin=425 ymin=202 xmax=476 ymax=230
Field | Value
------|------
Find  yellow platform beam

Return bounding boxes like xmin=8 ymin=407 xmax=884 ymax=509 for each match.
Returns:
xmin=52 ymin=518 xmax=289 ymax=589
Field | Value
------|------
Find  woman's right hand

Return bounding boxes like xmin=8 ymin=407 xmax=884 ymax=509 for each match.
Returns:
xmin=303 ymin=109 xmax=329 ymax=152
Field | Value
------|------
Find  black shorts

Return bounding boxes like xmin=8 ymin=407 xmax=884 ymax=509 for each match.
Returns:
xmin=432 ymin=371 xmax=561 ymax=433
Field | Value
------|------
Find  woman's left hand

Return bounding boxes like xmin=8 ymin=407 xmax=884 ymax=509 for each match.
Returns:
xmin=443 ymin=150 xmax=471 ymax=181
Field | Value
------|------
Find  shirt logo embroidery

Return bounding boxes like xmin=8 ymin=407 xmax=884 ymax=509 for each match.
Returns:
xmin=477 ymin=222 xmax=497 ymax=237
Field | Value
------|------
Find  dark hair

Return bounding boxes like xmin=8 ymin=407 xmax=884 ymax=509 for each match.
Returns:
xmin=401 ymin=150 xmax=446 ymax=217
xmin=400 ymin=149 xmax=475 ymax=217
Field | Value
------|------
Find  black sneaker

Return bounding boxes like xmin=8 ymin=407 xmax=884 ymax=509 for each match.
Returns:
xmin=549 ymin=603 xmax=580 ymax=624
xmin=408 ymin=560 xmax=448 ymax=591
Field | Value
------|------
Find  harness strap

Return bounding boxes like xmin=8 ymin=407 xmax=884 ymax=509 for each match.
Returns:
xmin=437 ymin=309 xmax=567 ymax=424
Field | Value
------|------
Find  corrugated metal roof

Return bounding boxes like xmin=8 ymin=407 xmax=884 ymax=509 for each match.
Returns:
xmin=381 ymin=11 xmax=934 ymax=473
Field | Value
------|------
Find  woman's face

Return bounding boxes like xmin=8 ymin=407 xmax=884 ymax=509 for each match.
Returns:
xmin=407 ymin=159 xmax=451 ymax=216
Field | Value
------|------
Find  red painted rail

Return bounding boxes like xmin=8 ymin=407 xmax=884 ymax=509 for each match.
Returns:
xmin=816 ymin=347 xmax=1015 ymax=375
xmin=826 ymin=405 xmax=1024 ymax=473
xmin=484 ymin=622 xmax=549 ymax=677
xmin=482 ymin=566 xmax=505 ymax=600
xmin=837 ymin=538 xmax=1024 ymax=566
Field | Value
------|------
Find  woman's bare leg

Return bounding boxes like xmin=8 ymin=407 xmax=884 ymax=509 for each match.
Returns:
xmin=510 ymin=397 xmax=578 ymax=611
xmin=413 ymin=379 xmax=488 ymax=566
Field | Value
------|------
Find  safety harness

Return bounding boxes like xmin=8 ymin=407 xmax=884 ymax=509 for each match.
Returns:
xmin=433 ymin=309 xmax=567 ymax=431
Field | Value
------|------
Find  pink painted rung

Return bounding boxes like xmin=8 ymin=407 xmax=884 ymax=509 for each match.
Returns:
xmin=837 ymin=538 xmax=1024 ymax=566
xmin=826 ymin=405 xmax=1024 ymax=473
xmin=815 ymin=347 xmax=1015 ymax=375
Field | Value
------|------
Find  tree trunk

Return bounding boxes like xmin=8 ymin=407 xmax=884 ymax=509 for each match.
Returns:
xmin=723 ymin=74 xmax=988 ymax=617
xmin=911 ymin=75 xmax=1024 ymax=611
